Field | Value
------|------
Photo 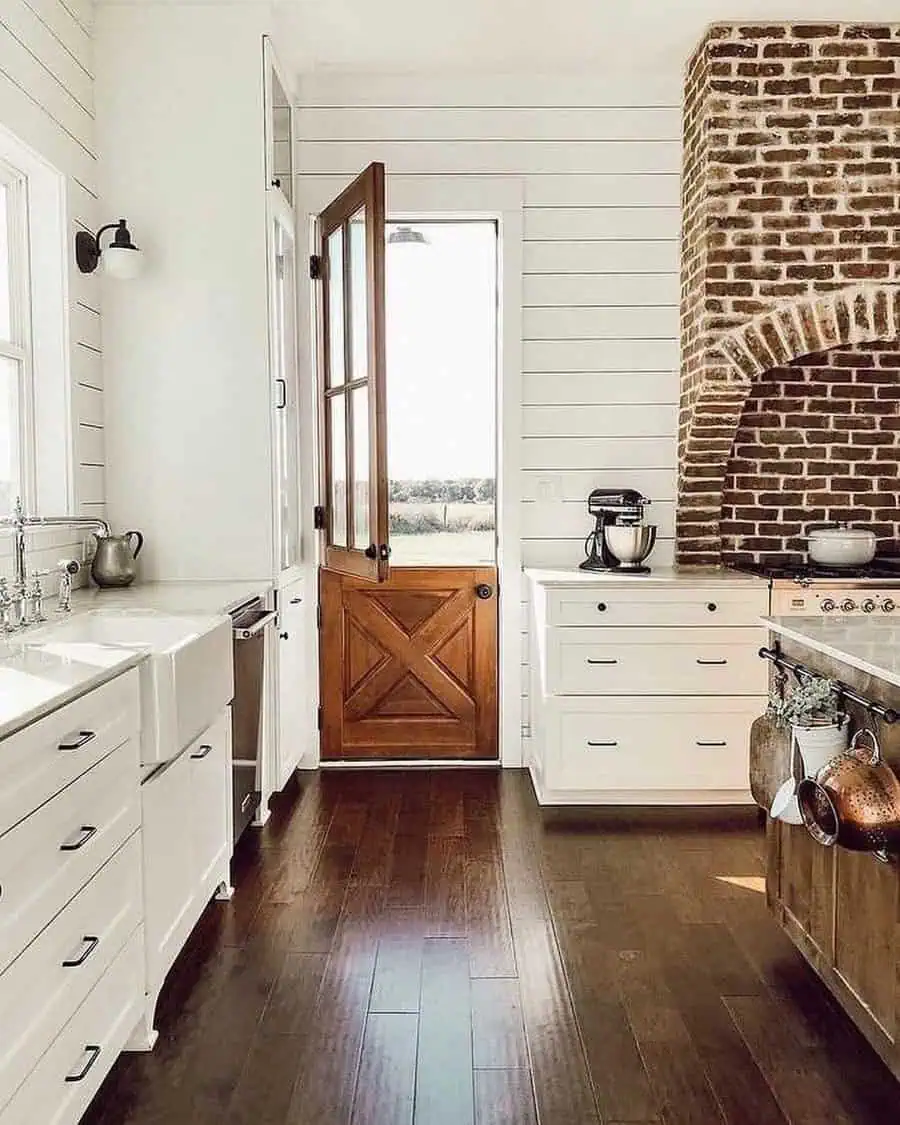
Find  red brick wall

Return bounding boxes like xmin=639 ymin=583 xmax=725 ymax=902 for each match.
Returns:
xmin=721 ymin=341 xmax=900 ymax=564
xmin=678 ymin=21 xmax=900 ymax=565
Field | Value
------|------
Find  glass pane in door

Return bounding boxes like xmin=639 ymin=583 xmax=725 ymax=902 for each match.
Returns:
xmin=386 ymin=222 xmax=497 ymax=566
xmin=326 ymin=227 xmax=345 ymax=388
xmin=351 ymin=385 xmax=370 ymax=549
xmin=329 ymin=394 xmax=347 ymax=546
xmin=0 ymin=356 xmax=20 ymax=515
xmin=348 ymin=208 xmax=368 ymax=384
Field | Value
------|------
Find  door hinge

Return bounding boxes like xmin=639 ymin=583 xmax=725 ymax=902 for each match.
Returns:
xmin=317 ymin=705 xmax=322 ymax=731
xmin=309 ymin=254 xmax=323 ymax=280
xmin=275 ymin=252 xmax=286 ymax=280
xmin=316 ymin=604 xmax=322 ymax=629
xmin=313 ymin=505 xmax=326 ymax=530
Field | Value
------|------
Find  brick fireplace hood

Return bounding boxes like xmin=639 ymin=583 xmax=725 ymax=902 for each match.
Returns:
xmin=677 ymin=21 xmax=900 ymax=567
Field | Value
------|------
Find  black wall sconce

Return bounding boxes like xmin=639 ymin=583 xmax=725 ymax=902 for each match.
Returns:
xmin=75 ymin=219 xmax=144 ymax=279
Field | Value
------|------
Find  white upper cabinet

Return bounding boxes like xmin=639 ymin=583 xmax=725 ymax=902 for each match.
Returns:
xmin=265 ymin=39 xmax=294 ymax=208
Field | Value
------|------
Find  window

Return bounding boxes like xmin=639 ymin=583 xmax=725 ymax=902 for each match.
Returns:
xmin=0 ymin=161 xmax=32 ymax=515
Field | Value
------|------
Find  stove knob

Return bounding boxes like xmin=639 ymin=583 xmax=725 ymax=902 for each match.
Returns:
xmin=884 ymin=598 xmax=897 ymax=613
xmin=862 ymin=599 xmax=876 ymax=614
xmin=821 ymin=598 xmax=837 ymax=613
xmin=841 ymin=598 xmax=857 ymax=612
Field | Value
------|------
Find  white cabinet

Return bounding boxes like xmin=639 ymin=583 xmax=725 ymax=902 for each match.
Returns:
xmin=189 ymin=713 xmax=232 ymax=890
xmin=140 ymin=749 xmax=194 ymax=1002
xmin=527 ymin=571 xmax=770 ymax=806
xmin=140 ymin=707 xmax=232 ymax=1036
xmin=0 ymin=670 xmax=143 ymax=1125
xmin=276 ymin=578 xmax=308 ymax=787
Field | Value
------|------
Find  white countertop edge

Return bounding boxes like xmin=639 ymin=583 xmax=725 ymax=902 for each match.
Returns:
xmin=70 ymin=578 xmax=274 ymax=617
xmin=763 ymin=616 xmax=900 ymax=691
xmin=524 ymin=566 xmax=769 ymax=589
xmin=0 ymin=649 xmax=148 ymax=741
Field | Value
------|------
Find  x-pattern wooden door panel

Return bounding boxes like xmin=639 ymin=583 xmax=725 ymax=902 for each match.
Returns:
xmin=320 ymin=568 xmax=498 ymax=760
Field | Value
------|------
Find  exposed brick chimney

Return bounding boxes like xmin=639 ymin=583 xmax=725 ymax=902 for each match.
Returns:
xmin=677 ymin=22 xmax=900 ymax=567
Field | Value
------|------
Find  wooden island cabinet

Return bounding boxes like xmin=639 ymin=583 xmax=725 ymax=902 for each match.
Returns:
xmin=764 ymin=631 xmax=900 ymax=1076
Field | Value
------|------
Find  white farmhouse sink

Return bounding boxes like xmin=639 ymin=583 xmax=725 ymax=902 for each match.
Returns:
xmin=28 ymin=610 xmax=233 ymax=765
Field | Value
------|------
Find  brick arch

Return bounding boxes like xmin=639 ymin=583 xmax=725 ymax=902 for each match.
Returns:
xmin=676 ymin=284 xmax=900 ymax=567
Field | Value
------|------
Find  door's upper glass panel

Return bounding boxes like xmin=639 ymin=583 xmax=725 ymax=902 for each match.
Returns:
xmin=326 ymin=227 xmax=345 ymax=388
xmin=348 ymin=208 xmax=368 ymax=385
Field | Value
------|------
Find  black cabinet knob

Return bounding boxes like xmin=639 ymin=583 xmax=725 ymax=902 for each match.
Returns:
xmin=707 ymin=602 xmax=717 ymax=612
xmin=597 ymin=602 xmax=607 ymax=612
xmin=280 ymin=631 xmax=289 ymax=640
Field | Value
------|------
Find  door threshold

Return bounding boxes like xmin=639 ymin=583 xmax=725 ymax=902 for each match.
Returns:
xmin=319 ymin=759 xmax=501 ymax=769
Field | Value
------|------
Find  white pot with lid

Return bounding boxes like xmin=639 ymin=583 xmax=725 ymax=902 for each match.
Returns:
xmin=807 ymin=523 xmax=876 ymax=567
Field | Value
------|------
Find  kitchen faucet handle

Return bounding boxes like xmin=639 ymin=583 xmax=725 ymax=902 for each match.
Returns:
xmin=56 ymin=559 xmax=79 ymax=613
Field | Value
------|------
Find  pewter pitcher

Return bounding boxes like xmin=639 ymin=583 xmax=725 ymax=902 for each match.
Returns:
xmin=91 ymin=530 xmax=144 ymax=588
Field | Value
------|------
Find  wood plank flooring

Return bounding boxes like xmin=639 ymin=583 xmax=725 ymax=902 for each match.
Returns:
xmin=82 ymin=769 xmax=900 ymax=1125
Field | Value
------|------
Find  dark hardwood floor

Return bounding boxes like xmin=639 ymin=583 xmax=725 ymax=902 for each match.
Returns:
xmin=83 ymin=769 xmax=900 ymax=1125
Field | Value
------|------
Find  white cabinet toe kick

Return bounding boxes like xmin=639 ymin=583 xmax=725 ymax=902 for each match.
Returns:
xmin=526 ymin=572 xmax=770 ymax=806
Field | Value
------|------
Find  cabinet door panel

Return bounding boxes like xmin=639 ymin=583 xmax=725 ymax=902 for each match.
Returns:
xmin=141 ymin=751 xmax=194 ymax=992
xmin=189 ymin=711 xmax=231 ymax=891
xmin=277 ymin=580 xmax=308 ymax=785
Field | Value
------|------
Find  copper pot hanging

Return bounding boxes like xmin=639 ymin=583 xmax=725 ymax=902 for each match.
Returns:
xmin=797 ymin=729 xmax=900 ymax=862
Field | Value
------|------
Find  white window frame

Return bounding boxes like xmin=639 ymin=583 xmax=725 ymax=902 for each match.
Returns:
xmin=0 ymin=124 xmax=71 ymax=517
xmin=0 ymin=158 xmax=36 ymax=511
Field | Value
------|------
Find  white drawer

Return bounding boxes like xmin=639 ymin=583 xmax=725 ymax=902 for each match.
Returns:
xmin=0 ymin=740 xmax=140 ymax=974
xmin=547 ymin=627 xmax=767 ymax=696
xmin=0 ymin=835 xmax=141 ymax=1113
xmin=0 ymin=927 xmax=143 ymax=1125
xmin=0 ymin=670 xmax=140 ymax=839
xmin=546 ymin=586 xmax=769 ymax=628
xmin=548 ymin=701 xmax=760 ymax=794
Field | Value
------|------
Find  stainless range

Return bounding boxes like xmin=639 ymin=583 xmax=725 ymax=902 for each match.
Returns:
xmin=732 ymin=561 xmax=900 ymax=617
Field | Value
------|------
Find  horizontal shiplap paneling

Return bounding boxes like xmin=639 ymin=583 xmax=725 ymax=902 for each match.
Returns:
xmin=522 ymin=436 xmax=676 ymax=471
xmin=524 ymin=338 xmax=679 ymax=373
xmin=524 ymin=239 xmax=679 ymax=275
xmin=523 ymin=272 xmax=678 ymax=307
xmin=523 ymin=305 xmax=678 ymax=340
xmin=2 ymin=0 xmax=103 ymax=517
xmin=522 ymin=404 xmax=677 ymax=438
xmin=523 ymin=372 xmax=677 ymax=406
xmin=521 ymin=468 xmax=677 ymax=503
xmin=522 ymin=500 xmax=675 ymax=540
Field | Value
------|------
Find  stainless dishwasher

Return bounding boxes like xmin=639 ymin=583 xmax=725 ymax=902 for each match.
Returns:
xmin=230 ymin=597 xmax=278 ymax=843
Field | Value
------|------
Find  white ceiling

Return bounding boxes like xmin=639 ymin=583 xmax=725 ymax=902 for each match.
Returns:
xmin=273 ymin=0 xmax=900 ymax=76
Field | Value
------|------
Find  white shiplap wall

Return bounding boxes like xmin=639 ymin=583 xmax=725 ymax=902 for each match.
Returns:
xmin=294 ymin=72 xmax=682 ymax=733
xmin=1 ymin=0 xmax=103 ymax=570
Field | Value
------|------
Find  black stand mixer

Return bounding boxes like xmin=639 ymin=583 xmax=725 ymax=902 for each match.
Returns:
xmin=580 ymin=488 xmax=657 ymax=574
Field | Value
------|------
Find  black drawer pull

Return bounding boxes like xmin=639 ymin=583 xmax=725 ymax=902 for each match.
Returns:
xmin=596 ymin=602 xmax=607 ymax=613
xmin=63 ymin=935 xmax=99 ymax=968
xmin=587 ymin=658 xmax=618 ymax=666
xmin=65 ymin=1045 xmax=101 ymax=1083
xmin=707 ymin=602 xmax=717 ymax=612
xmin=696 ymin=740 xmax=728 ymax=748
xmin=696 ymin=658 xmax=728 ymax=666
xmin=58 ymin=730 xmax=97 ymax=752
xmin=60 ymin=825 xmax=97 ymax=852
xmin=587 ymin=740 xmax=618 ymax=748
xmin=191 ymin=743 xmax=214 ymax=760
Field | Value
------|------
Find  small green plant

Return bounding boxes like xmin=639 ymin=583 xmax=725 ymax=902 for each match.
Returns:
xmin=769 ymin=676 xmax=844 ymax=729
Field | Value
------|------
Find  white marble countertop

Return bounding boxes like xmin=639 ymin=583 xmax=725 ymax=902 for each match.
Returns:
xmin=70 ymin=579 xmax=273 ymax=617
xmin=764 ymin=616 xmax=900 ymax=690
xmin=525 ymin=566 xmax=769 ymax=589
xmin=0 ymin=640 xmax=146 ymax=740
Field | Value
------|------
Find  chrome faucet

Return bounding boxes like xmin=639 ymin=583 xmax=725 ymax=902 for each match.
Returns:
xmin=0 ymin=497 xmax=109 ymax=628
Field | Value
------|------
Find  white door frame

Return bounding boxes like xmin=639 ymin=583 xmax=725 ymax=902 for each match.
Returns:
xmin=296 ymin=175 xmax=525 ymax=767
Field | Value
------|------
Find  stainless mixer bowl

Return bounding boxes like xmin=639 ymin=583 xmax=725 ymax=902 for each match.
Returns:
xmin=603 ymin=524 xmax=657 ymax=568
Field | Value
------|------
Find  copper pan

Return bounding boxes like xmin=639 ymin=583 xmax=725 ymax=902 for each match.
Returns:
xmin=797 ymin=729 xmax=900 ymax=862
